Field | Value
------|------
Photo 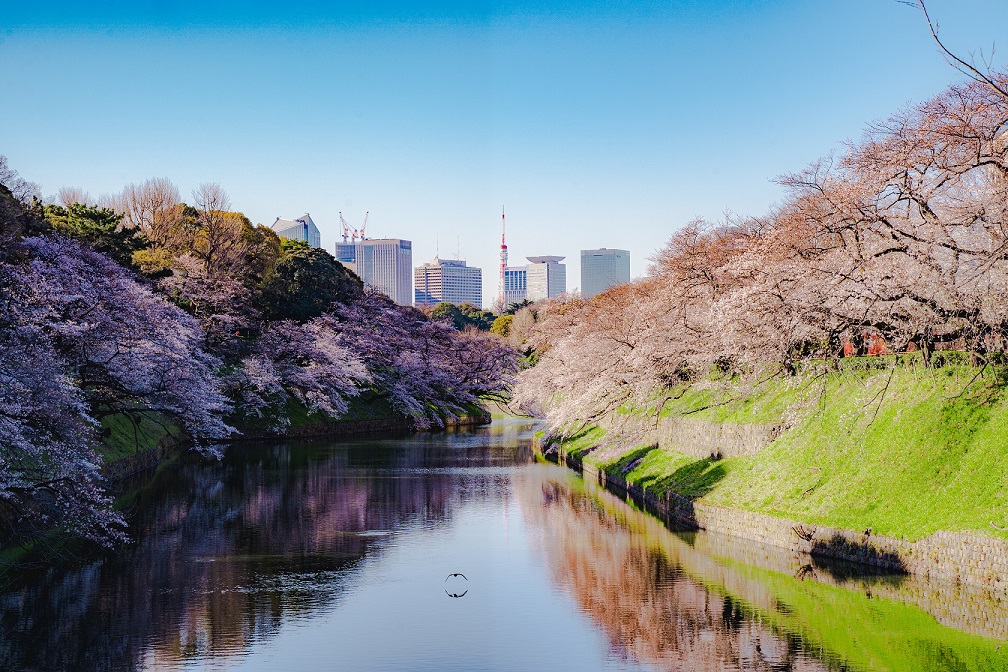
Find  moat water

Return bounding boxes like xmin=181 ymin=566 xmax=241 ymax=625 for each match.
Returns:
xmin=2 ymin=418 xmax=1007 ymax=671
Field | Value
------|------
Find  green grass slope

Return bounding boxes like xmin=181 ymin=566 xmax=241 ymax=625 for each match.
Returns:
xmin=563 ymin=357 xmax=1008 ymax=542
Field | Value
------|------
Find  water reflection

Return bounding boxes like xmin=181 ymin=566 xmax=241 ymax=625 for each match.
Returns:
xmin=517 ymin=474 xmax=1008 ymax=672
xmin=517 ymin=476 xmax=831 ymax=671
xmin=0 ymin=425 xmax=531 ymax=671
xmin=1 ymin=420 xmax=1007 ymax=672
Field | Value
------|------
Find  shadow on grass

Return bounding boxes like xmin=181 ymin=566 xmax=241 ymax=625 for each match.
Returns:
xmin=601 ymin=448 xmax=729 ymax=535
xmin=608 ymin=445 xmax=658 ymax=476
xmin=636 ymin=456 xmax=728 ymax=500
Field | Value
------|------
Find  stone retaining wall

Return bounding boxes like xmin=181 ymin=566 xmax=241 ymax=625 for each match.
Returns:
xmin=102 ymin=432 xmax=190 ymax=482
xmin=600 ymin=415 xmax=779 ymax=458
xmin=583 ymin=476 xmax=1008 ymax=641
xmin=536 ymin=435 xmax=1008 ymax=593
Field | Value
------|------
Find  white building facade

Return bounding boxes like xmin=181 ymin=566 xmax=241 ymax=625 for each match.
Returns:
xmin=526 ymin=256 xmax=566 ymax=301
xmin=336 ymin=238 xmax=413 ymax=306
xmin=580 ymin=248 xmax=630 ymax=299
xmin=414 ymin=257 xmax=483 ymax=308
xmin=503 ymin=267 xmax=528 ymax=306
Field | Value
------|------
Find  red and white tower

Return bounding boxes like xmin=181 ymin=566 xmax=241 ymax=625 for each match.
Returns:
xmin=498 ymin=206 xmax=508 ymax=311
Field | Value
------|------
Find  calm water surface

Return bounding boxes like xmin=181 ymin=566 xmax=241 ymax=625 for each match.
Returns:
xmin=2 ymin=419 xmax=1007 ymax=671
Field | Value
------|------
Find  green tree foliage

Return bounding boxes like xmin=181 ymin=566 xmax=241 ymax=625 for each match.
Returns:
xmin=491 ymin=314 xmax=513 ymax=337
xmin=457 ymin=303 xmax=496 ymax=330
xmin=243 ymin=225 xmax=284 ymax=286
xmin=260 ymin=246 xmax=364 ymax=322
xmin=429 ymin=302 xmax=496 ymax=331
xmin=505 ymin=298 xmax=534 ymax=316
xmin=280 ymin=238 xmax=309 ymax=253
xmin=43 ymin=203 xmax=147 ymax=268
xmin=0 ymin=184 xmax=42 ymax=241
xmin=430 ymin=302 xmax=465 ymax=330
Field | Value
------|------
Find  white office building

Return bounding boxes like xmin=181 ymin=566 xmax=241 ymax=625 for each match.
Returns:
xmin=526 ymin=256 xmax=566 ymax=301
xmin=336 ymin=238 xmax=413 ymax=306
xmin=271 ymin=213 xmax=321 ymax=248
xmin=503 ymin=267 xmax=528 ymax=306
xmin=415 ymin=257 xmax=483 ymax=308
xmin=580 ymin=248 xmax=630 ymax=299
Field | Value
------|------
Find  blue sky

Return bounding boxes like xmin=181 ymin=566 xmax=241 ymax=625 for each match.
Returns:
xmin=2 ymin=1 xmax=1006 ymax=307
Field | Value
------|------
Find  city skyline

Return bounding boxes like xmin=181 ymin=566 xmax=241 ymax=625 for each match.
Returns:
xmin=3 ymin=1 xmax=1007 ymax=307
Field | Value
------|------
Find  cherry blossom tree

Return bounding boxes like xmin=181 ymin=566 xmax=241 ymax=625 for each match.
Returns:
xmin=517 ymin=69 xmax=1008 ymax=435
xmin=234 ymin=317 xmax=369 ymax=428
xmin=10 ymin=236 xmax=235 ymax=446
xmin=158 ymin=253 xmax=261 ymax=360
xmin=335 ymin=292 xmax=519 ymax=427
xmin=0 ymin=318 xmax=125 ymax=549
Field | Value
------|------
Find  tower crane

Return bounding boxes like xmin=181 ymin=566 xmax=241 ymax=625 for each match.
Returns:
xmin=339 ymin=211 xmax=369 ymax=242
xmin=358 ymin=211 xmax=368 ymax=240
xmin=339 ymin=212 xmax=352 ymax=242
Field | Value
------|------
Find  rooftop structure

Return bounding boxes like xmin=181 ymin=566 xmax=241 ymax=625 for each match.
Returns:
xmin=271 ymin=213 xmax=321 ymax=248
xmin=415 ymin=257 xmax=483 ymax=308
xmin=526 ymin=255 xmax=566 ymax=301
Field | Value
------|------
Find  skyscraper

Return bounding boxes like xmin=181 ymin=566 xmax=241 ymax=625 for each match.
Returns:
xmin=414 ymin=257 xmax=483 ymax=308
xmin=335 ymin=238 xmax=413 ymax=306
xmin=526 ymin=256 xmax=566 ymax=301
xmin=580 ymin=248 xmax=630 ymax=299
xmin=271 ymin=213 xmax=321 ymax=248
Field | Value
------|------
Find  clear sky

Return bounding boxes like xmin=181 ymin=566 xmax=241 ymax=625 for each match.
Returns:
xmin=2 ymin=0 xmax=1006 ymax=307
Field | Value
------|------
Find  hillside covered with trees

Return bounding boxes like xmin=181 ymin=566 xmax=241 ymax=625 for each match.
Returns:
xmin=0 ymin=164 xmax=518 ymax=551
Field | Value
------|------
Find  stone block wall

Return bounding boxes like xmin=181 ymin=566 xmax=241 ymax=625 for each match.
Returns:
xmin=599 ymin=415 xmax=779 ymax=458
xmin=535 ymin=434 xmax=1008 ymax=596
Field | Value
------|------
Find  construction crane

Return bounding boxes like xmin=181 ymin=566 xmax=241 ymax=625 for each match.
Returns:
xmin=358 ymin=211 xmax=368 ymax=240
xmin=339 ymin=212 xmax=352 ymax=242
xmin=339 ymin=211 xmax=369 ymax=242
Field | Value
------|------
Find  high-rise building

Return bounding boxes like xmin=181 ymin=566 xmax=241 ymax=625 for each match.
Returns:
xmin=414 ymin=257 xmax=483 ymax=308
xmin=503 ymin=267 xmax=527 ymax=306
xmin=335 ymin=238 xmax=413 ymax=306
xmin=271 ymin=213 xmax=321 ymax=248
xmin=580 ymin=248 xmax=630 ymax=299
xmin=526 ymin=256 xmax=566 ymax=301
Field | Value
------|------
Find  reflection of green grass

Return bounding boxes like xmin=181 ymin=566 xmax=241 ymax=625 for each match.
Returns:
xmin=733 ymin=563 xmax=1008 ymax=672
xmin=578 ymin=476 xmax=1008 ymax=672
xmin=559 ymin=360 xmax=1008 ymax=542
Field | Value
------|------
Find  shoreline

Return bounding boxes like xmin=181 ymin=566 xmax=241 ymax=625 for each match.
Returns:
xmin=533 ymin=433 xmax=1008 ymax=592
xmin=103 ymin=406 xmax=493 ymax=482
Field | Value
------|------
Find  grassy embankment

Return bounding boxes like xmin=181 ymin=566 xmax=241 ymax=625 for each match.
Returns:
xmin=556 ymin=353 xmax=1008 ymax=542
xmin=100 ymin=411 xmax=183 ymax=463
xmin=99 ymin=393 xmax=491 ymax=470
